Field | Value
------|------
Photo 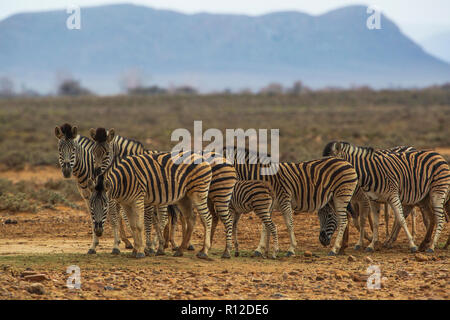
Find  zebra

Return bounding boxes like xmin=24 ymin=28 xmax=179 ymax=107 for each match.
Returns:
xmin=90 ymin=128 xmax=237 ymax=258
xmin=89 ymin=128 xmax=171 ymax=255
xmin=323 ymin=141 xmax=450 ymax=253
xmin=227 ymin=180 xmax=279 ymax=258
xmin=87 ymin=151 xmax=214 ymax=259
xmin=224 ymin=147 xmax=359 ymax=256
xmin=54 ymin=123 xmax=133 ymax=254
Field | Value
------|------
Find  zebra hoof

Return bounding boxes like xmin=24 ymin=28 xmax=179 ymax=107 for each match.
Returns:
xmin=365 ymin=247 xmax=374 ymax=253
xmin=131 ymin=249 xmax=137 ymax=258
xmin=156 ymin=249 xmax=166 ymax=256
xmin=252 ymin=251 xmax=263 ymax=257
xmin=124 ymin=242 xmax=133 ymax=250
xmin=145 ymin=248 xmax=155 ymax=256
xmin=286 ymin=251 xmax=295 ymax=257
xmin=354 ymin=245 xmax=361 ymax=250
xmin=235 ymin=252 xmax=240 ymax=257
xmin=221 ymin=252 xmax=231 ymax=259
xmin=328 ymin=251 xmax=337 ymax=256
xmin=111 ymin=248 xmax=120 ymax=255
xmin=410 ymin=246 xmax=418 ymax=253
xmin=172 ymin=246 xmax=179 ymax=251
xmin=173 ymin=250 xmax=183 ymax=257
xmin=87 ymin=249 xmax=96 ymax=255
xmin=135 ymin=252 xmax=145 ymax=259
xmin=196 ymin=252 xmax=209 ymax=259
xmin=187 ymin=245 xmax=195 ymax=251
xmin=425 ymin=248 xmax=434 ymax=254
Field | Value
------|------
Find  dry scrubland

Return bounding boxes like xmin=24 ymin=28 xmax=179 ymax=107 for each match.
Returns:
xmin=0 ymin=90 xmax=449 ymax=300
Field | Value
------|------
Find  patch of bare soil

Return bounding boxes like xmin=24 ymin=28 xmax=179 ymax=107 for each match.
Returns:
xmin=0 ymin=167 xmax=448 ymax=300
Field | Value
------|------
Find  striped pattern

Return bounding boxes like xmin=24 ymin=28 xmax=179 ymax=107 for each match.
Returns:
xmin=224 ymin=147 xmax=359 ymax=255
xmin=323 ymin=141 xmax=450 ymax=252
xmin=55 ymin=123 xmax=133 ymax=254
xmin=229 ymin=180 xmax=278 ymax=258
xmin=90 ymin=128 xmax=237 ymax=258
xmin=89 ymin=151 xmax=213 ymax=258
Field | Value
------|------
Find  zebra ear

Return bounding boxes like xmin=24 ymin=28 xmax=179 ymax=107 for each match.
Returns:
xmin=334 ymin=142 xmax=342 ymax=153
xmin=107 ymin=128 xmax=115 ymax=143
xmin=55 ymin=126 xmax=63 ymax=139
xmin=89 ymin=128 xmax=96 ymax=140
xmin=72 ymin=125 xmax=78 ymax=138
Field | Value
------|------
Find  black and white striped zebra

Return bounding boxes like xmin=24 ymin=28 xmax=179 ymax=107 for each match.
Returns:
xmin=54 ymin=123 xmax=132 ymax=254
xmin=90 ymin=128 xmax=237 ymax=258
xmin=87 ymin=151 xmax=214 ymax=259
xmin=228 ymin=180 xmax=278 ymax=258
xmin=224 ymin=147 xmax=359 ymax=256
xmin=323 ymin=141 xmax=450 ymax=253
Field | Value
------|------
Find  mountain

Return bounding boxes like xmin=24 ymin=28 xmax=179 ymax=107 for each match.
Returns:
xmin=1 ymin=4 xmax=449 ymax=94
xmin=421 ymin=31 xmax=450 ymax=64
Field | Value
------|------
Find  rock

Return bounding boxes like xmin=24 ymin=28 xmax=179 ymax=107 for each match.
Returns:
xmin=334 ymin=270 xmax=350 ymax=280
xmin=4 ymin=219 xmax=18 ymax=225
xmin=304 ymin=251 xmax=312 ymax=257
xmin=364 ymin=256 xmax=373 ymax=264
xmin=24 ymin=274 xmax=49 ymax=282
xmin=348 ymin=255 xmax=357 ymax=262
xmin=415 ymin=254 xmax=429 ymax=262
xmin=288 ymin=271 xmax=299 ymax=276
xmin=316 ymin=275 xmax=325 ymax=281
xmin=282 ymin=272 xmax=289 ymax=280
xmin=26 ymin=283 xmax=45 ymax=295
xmin=135 ymin=276 xmax=145 ymax=282
xmin=396 ymin=270 xmax=411 ymax=278
xmin=21 ymin=271 xmax=37 ymax=277
xmin=271 ymin=293 xmax=284 ymax=298
xmin=104 ymin=286 xmax=115 ymax=291
xmin=351 ymin=273 xmax=368 ymax=282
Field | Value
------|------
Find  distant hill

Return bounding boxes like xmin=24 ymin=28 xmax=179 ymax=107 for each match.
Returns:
xmin=1 ymin=4 xmax=449 ymax=94
xmin=421 ymin=31 xmax=450 ymax=64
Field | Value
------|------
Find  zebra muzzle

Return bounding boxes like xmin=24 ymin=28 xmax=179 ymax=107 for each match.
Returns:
xmin=62 ymin=165 xmax=72 ymax=178
xmin=319 ymin=230 xmax=331 ymax=246
xmin=94 ymin=223 xmax=104 ymax=237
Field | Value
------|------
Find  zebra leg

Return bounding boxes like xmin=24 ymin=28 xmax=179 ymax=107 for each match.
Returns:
xmin=384 ymin=203 xmax=389 ymax=239
xmin=116 ymin=203 xmax=133 ymax=249
xmin=329 ymin=201 xmax=349 ymax=256
xmin=232 ymin=211 xmax=241 ymax=257
xmin=84 ymin=198 xmax=99 ymax=255
xmin=213 ymin=202 xmax=233 ymax=259
xmin=122 ymin=204 xmax=138 ymax=257
xmin=416 ymin=201 xmax=434 ymax=251
xmin=190 ymin=194 xmax=212 ymax=259
xmin=279 ymin=199 xmax=296 ymax=257
xmin=366 ymin=201 xmax=381 ymax=252
xmin=254 ymin=207 xmax=278 ymax=259
xmin=427 ymin=190 xmax=447 ymax=252
xmin=108 ymin=201 xmax=121 ymax=255
xmin=355 ymin=200 xmax=369 ymax=250
xmin=389 ymin=196 xmax=418 ymax=253
xmin=144 ymin=206 xmax=155 ymax=256
xmin=132 ymin=198 xmax=146 ymax=258
xmin=411 ymin=207 xmax=417 ymax=241
xmin=254 ymin=222 xmax=268 ymax=257
xmin=173 ymin=198 xmax=195 ymax=257
xmin=209 ymin=202 xmax=219 ymax=246
xmin=383 ymin=205 xmax=414 ymax=248
xmin=152 ymin=207 xmax=167 ymax=256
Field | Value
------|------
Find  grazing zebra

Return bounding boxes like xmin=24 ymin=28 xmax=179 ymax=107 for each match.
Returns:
xmin=87 ymin=151 xmax=213 ymax=259
xmin=54 ymin=123 xmax=132 ymax=253
xmin=90 ymin=128 xmax=237 ymax=258
xmin=323 ymin=141 xmax=450 ymax=253
xmin=224 ymin=147 xmax=359 ymax=256
xmin=228 ymin=180 xmax=279 ymax=258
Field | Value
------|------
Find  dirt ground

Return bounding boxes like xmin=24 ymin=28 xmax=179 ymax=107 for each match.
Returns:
xmin=0 ymin=166 xmax=449 ymax=300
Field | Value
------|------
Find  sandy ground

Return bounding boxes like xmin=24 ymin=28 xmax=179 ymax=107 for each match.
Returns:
xmin=0 ymin=166 xmax=449 ymax=300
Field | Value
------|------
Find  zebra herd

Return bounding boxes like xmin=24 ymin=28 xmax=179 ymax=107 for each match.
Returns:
xmin=55 ymin=123 xmax=450 ymax=259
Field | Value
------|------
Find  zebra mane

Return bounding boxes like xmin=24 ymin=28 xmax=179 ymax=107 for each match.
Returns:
xmin=60 ymin=123 xmax=75 ymax=139
xmin=323 ymin=141 xmax=374 ymax=156
xmin=223 ymin=146 xmax=273 ymax=164
xmin=95 ymin=174 xmax=105 ymax=192
xmin=93 ymin=128 xmax=107 ymax=143
xmin=322 ymin=141 xmax=337 ymax=156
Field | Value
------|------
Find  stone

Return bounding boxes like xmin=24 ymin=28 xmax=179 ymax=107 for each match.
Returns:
xmin=24 ymin=274 xmax=49 ymax=282
xmin=415 ymin=254 xmax=429 ymax=262
xmin=4 ymin=219 xmax=18 ymax=225
xmin=26 ymin=283 xmax=45 ymax=295
xmin=364 ymin=256 xmax=373 ymax=264
xmin=348 ymin=255 xmax=357 ymax=262
xmin=304 ymin=251 xmax=313 ymax=257
xmin=396 ymin=270 xmax=411 ymax=278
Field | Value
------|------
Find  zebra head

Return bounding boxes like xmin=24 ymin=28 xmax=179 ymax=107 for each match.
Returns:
xmin=55 ymin=123 xmax=78 ymax=178
xmin=90 ymin=127 xmax=115 ymax=174
xmin=317 ymin=204 xmax=338 ymax=246
xmin=87 ymin=174 xmax=111 ymax=237
xmin=322 ymin=141 xmax=345 ymax=158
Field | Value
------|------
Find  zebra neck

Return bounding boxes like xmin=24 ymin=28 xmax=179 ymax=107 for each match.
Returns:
xmin=72 ymin=139 xmax=94 ymax=185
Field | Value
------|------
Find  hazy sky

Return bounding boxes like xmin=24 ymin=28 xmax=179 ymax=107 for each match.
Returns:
xmin=1 ymin=0 xmax=449 ymax=41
